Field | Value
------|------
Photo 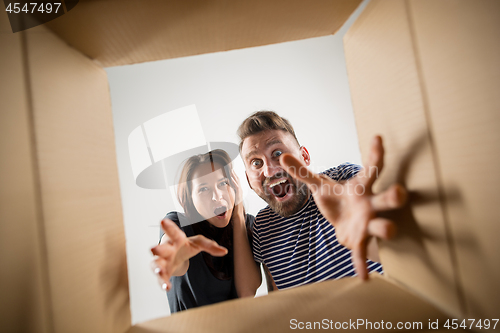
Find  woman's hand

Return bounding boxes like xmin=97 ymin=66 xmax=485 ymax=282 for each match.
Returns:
xmin=151 ymin=218 xmax=228 ymax=291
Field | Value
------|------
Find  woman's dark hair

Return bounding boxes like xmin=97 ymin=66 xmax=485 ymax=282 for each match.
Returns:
xmin=176 ymin=149 xmax=244 ymax=280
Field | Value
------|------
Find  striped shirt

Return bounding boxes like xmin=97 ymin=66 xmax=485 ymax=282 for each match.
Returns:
xmin=252 ymin=163 xmax=383 ymax=290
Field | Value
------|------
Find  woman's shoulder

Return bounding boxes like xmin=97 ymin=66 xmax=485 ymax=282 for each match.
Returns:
xmin=245 ymin=213 xmax=255 ymax=229
xmin=164 ymin=211 xmax=182 ymax=227
xmin=160 ymin=211 xmax=194 ymax=241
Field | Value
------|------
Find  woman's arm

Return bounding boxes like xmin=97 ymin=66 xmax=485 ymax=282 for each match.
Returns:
xmin=231 ymin=171 xmax=262 ymax=298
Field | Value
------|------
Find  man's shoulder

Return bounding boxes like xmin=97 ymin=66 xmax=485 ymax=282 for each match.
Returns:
xmin=321 ymin=163 xmax=362 ymax=181
xmin=255 ymin=205 xmax=275 ymax=221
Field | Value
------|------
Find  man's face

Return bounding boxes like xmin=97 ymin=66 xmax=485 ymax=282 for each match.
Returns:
xmin=241 ymin=129 xmax=310 ymax=217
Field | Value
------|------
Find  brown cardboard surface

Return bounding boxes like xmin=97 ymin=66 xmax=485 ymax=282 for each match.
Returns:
xmin=344 ymin=0 xmax=461 ymax=317
xmin=128 ymin=275 xmax=454 ymax=333
xmin=408 ymin=0 xmax=500 ymax=320
xmin=3 ymin=1 xmax=498 ymax=332
xmin=45 ymin=0 xmax=362 ymax=67
xmin=20 ymin=25 xmax=131 ymax=332
xmin=0 ymin=16 xmax=50 ymax=333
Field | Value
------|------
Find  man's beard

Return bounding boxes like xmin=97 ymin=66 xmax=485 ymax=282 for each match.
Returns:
xmin=258 ymin=173 xmax=310 ymax=218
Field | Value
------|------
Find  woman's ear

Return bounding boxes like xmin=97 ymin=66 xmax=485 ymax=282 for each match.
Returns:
xmin=300 ymin=146 xmax=311 ymax=166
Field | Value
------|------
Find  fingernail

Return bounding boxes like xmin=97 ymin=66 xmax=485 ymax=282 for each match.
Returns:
xmin=162 ymin=283 xmax=168 ymax=291
xmin=154 ymin=267 xmax=161 ymax=275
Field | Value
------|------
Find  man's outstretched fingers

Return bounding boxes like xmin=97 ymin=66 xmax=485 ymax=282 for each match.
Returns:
xmin=360 ymin=136 xmax=384 ymax=189
xmin=352 ymin=243 xmax=369 ymax=281
xmin=189 ymin=235 xmax=228 ymax=257
xmin=367 ymin=218 xmax=397 ymax=240
xmin=371 ymin=184 xmax=407 ymax=211
xmin=280 ymin=154 xmax=323 ymax=193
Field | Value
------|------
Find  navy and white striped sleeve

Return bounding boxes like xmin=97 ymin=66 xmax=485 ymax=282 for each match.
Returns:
xmin=252 ymin=213 xmax=264 ymax=264
xmin=322 ymin=163 xmax=362 ymax=181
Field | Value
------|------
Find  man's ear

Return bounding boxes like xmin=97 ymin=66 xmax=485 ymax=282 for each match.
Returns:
xmin=245 ymin=171 xmax=253 ymax=190
xmin=300 ymin=146 xmax=311 ymax=166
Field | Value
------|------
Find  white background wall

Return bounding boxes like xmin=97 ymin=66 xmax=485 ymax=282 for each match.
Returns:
xmin=106 ymin=0 xmax=369 ymax=324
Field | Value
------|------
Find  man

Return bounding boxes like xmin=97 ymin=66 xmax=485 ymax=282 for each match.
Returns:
xmin=238 ymin=111 xmax=406 ymax=290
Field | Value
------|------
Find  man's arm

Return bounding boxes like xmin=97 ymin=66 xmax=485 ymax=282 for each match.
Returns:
xmin=263 ymin=264 xmax=278 ymax=292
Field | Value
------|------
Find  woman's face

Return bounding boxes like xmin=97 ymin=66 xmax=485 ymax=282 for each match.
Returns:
xmin=190 ymin=163 xmax=235 ymax=228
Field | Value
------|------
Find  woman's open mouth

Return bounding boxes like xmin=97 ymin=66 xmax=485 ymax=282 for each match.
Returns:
xmin=268 ymin=178 xmax=294 ymax=202
xmin=213 ymin=206 xmax=228 ymax=219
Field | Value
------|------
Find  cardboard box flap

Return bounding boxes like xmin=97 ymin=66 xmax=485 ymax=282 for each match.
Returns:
xmin=45 ymin=0 xmax=362 ymax=67
xmin=408 ymin=0 xmax=500 ymax=320
xmin=345 ymin=0 xmax=500 ymax=320
xmin=0 ymin=14 xmax=51 ymax=333
xmin=344 ymin=0 xmax=461 ymax=317
xmin=20 ymin=24 xmax=131 ymax=332
xmin=129 ymin=275 xmax=453 ymax=333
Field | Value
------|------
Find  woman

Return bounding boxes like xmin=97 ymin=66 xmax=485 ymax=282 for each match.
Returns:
xmin=151 ymin=149 xmax=262 ymax=313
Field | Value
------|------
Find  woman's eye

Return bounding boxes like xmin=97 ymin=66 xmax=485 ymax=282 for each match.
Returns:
xmin=219 ymin=180 xmax=229 ymax=187
xmin=272 ymin=150 xmax=283 ymax=158
xmin=198 ymin=187 xmax=208 ymax=193
xmin=251 ymin=159 xmax=262 ymax=168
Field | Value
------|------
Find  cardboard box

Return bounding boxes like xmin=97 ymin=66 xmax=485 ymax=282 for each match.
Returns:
xmin=1 ymin=0 xmax=498 ymax=332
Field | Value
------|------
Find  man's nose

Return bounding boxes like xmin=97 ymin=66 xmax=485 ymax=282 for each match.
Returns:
xmin=263 ymin=159 xmax=281 ymax=178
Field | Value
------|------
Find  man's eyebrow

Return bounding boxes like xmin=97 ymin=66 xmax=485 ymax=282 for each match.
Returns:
xmin=245 ymin=150 xmax=258 ymax=161
xmin=266 ymin=139 xmax=282 ymax=148
xmin=244 ymin=139 xmax=283 ymax=161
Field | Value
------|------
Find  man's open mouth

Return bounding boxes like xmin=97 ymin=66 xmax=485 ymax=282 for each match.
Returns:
xmin=268 ymin=178 xmax=292 ymax=199
xmin=214 ymin=206 xmax=227 ymax=217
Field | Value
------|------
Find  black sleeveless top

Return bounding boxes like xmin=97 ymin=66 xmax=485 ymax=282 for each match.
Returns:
xmin=161 ymin=211 xmax=255 ymax=313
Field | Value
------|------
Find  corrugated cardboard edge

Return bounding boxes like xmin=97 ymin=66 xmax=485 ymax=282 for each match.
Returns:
xmin=129 ymin=275 xmax=456 ymax=333
xmin=45 ymin=0 xmax=363 ymax=67
xmin=16 ymin=23 xmax=131 ymax=332
xmin=0 ymin=12 xmax=52 ymax=333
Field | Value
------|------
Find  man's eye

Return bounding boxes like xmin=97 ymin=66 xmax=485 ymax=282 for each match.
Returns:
xmin=251 ymin=159 xmax=262 ymax=167
xmin=272 ymin=150 xmax=283 ymax=158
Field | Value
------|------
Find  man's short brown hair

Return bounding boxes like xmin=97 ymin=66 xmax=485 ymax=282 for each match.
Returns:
xmin=237 ymin=111 xmax=300 ymax=151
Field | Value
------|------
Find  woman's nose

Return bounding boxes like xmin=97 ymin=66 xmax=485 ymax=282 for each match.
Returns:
xmin=211 ymin=188 xmax=223 ymax=201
